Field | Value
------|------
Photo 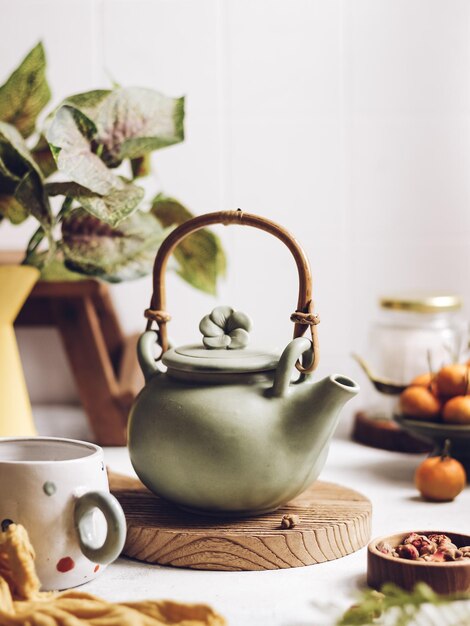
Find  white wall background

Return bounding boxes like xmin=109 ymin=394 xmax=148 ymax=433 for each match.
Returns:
xmin=2 ymin=0 xmax=470 ymax=435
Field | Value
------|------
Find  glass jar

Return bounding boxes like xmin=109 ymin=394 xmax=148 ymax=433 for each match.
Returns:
xmin=363 ymin=293 xmax=468 ymax=419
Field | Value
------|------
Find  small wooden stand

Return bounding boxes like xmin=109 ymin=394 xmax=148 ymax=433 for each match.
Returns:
xmin=109 ymin=472 xmax=372 ymax=571
xmin=352 ymin=411 xmax=432 ymax=454
xmin=1 ymin=252 xmax=143 ymax=445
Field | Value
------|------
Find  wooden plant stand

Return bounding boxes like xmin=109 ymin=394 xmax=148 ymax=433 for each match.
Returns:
xmin=1 ymin=252 xmax=143 ymax=446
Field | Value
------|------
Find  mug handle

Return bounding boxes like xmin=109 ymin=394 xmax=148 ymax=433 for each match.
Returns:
xmin=74 ymin=491 xmax=126 ymax=564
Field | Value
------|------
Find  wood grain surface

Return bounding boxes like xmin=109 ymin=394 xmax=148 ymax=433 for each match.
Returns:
xmin=109 ymin=471 xmax=372 ymax=571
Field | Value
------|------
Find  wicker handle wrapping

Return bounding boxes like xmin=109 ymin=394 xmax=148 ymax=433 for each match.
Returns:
xmin=145 ymin=210 xmax=320 ymax=373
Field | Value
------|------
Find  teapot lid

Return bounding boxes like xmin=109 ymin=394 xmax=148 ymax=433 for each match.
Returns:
xmin=162 ymin=344 xmax=281 ymax=374
xmin=162 ymin=306 xmax=281 ymax=374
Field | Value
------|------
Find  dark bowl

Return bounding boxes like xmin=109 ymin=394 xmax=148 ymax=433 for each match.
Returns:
xmin=394 ymin=414 xmax=470 ymax=475
xmin=368 ymin=531 xmax=470 ymax=594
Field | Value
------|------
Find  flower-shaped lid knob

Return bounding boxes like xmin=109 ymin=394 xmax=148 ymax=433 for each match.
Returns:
xmin=199 ymin=306 xmax=253 ymax=350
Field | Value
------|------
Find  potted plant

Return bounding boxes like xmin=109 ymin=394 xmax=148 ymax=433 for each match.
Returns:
xmin=0 ymin=43 xmax=226 ymax=444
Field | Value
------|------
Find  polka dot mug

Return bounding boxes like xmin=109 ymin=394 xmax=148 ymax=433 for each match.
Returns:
xmin=0 ymin=437 xmax=126 ymax=590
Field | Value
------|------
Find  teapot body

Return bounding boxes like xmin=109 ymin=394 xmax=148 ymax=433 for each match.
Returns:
xmin=127 ymin=210 xmax=360 ymax=515
xmin=128 ymin=371 xmax=329 ymax=515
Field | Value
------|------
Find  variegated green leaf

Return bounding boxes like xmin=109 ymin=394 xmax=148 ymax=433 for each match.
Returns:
xmin=151 ymin=194 xmax=226 ymax=295
xmin=63 ymin=89 xmax=111 ymax=115
xmin=0 ymin=149 xmax=28 ymax=224
xmin=46 ymin=179 xmax=144 ymax=227
xmin=0 ymin=121 xmax=42 ymax=177
xmin=26 ymin=249 xmax=86 ymax=281
xmin=51 ymin=87 xmax=184 ymax=168
xmin=61 ymin=208 xmax=169 ymax=282
xmin=97 ymin=87 xmax=185 ymax=162
xmin=0 ymin=122 xmax=47 ymax=225
xmin=0 ymin=194 xmax=29 ymax=224
xmin=46 ymin=106 xmax=116 ymax=195
xmin=131 ymin=154 xmax=152 ymax=178
xmin=0 ymin=42 xmax=51 ymax=138
xmin=15 ymin=170 xmax=52 ymax=226
xmin=46 ymin=106 xmax=144 ymax=225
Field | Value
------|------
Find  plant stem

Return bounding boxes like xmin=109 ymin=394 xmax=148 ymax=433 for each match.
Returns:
xmin=426 ymin=349 xmax=434 ymax=392
xmin=23 ymin=226 xmax=45 ymax=263
xmin=441 ymin=439 xmax=451 ymax=461
xmin=57 ymin=196 xmax=73 ymax=221
xmin=42 ymin=197 xmax=72 ymax=268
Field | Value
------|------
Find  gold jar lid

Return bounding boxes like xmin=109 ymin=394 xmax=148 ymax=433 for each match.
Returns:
xmin=380 ymin=294 xmax=462 ymax=313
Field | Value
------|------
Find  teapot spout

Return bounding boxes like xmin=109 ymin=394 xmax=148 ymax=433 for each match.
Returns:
xmin=328 ymin=374 xmax=361 ymax=404
xmin=284 ymin=374 xmax=360 ymax=453
xmin=309 ymin=374 xmax=360 ymax=425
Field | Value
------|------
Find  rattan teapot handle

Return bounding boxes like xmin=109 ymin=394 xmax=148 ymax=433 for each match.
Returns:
xmin=145 ymin=209 xmax=320 ymax=373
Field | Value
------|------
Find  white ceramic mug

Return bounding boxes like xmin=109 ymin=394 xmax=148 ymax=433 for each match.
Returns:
xmin=0 ymin=437 xmax=126 ymax=590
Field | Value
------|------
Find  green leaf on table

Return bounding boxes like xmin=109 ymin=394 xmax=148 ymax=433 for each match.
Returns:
xmin=337 ymin=583 xmax=470 ymax=626
xmin=151 ymin=194 xmax=226 ymax=295
xmin=61 ymin=208 xmax=169 ymax=282
xmin=31 ymin=134 xmax=57 ymax=177
xmin=0 ymin=42 xmax=51 ymax=138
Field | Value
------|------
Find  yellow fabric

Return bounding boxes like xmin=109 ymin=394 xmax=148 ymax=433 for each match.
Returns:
xmin=0 ymin=524 xmax=225 ymax=626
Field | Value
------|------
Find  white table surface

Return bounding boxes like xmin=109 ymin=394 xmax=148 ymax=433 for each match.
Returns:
xmin=35 ymin=407 xmax=470 ymax=626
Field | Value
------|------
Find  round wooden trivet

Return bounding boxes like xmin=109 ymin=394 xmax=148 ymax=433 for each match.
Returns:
xmin=108 ymin=471 xmax=371 ymax=571
xmin=352 ymin=411 xmax=432 ymax=454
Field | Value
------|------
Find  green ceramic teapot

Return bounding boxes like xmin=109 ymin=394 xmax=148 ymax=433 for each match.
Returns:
xmin=128 ymin=211 xmax=359 ymax=515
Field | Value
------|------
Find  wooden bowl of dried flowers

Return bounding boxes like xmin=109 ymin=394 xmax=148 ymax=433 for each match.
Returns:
xmin=368 ymin=531 xmax=470 ymax=594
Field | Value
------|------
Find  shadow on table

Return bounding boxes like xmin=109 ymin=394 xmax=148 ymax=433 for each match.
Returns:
xmin=283 ymin=574 xmax=367 ymax=626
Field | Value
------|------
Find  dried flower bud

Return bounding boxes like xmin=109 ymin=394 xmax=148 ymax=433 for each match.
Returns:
xmin=387 ymin=533 xmax=466 ymax=563
xmin=444 ymin=548 xmax=463 ymax=561
xmin=396 ymin=544 xmax=420 ymax=560
xmin=430 ymin=547 xmax=462 ymax=562
xmin=405 ymin=534 xmax=436 ymax=556
xmin=419 ymin=541 xmax=437 ymax=556
xmin=280 ymin=514 xmax=299 ymax=529
xmin=427 ymin=533 xmax=452 ymax=546
xmin=460 ymin=546 xmax=470 ymax=558
xmin=430 ymin=549 xmax=446 ymax=562
xmin=376 ymin=541 xmax=393 ymax=555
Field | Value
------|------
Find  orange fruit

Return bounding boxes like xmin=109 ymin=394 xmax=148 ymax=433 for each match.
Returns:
xmin=436 ymin=364 xmax=468 ymax=397
xmin=411 ymin=373 xmax=433 ymax=387
xmin=415 ymin=453 xmax=466 ymax=502
xmin=399 ymin=386 xmax=441 ymax=420
xmin=410 ymin=373 xmax=438 ymax=395
xmin=443 ymin=396 xmax=470 ymax=425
